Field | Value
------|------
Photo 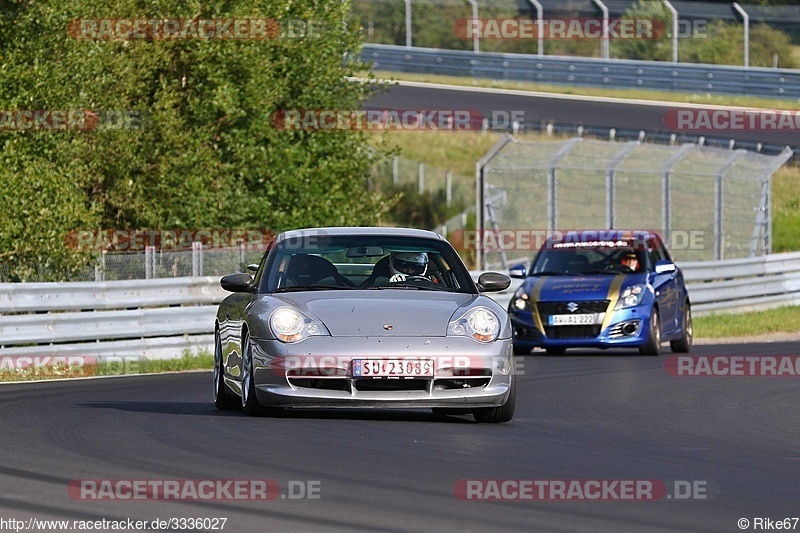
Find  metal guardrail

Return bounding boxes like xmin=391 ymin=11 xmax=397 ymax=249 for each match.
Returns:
xmin=361 ymin=44 xmax=800 ymax=99
xmin=0 ymin=276 xmax=224 ymax=360
xmin=0 ymin=276 xmax=226 ymax=313
xmin=1 ymin=253 xmax=798 ymax=359
xmin=474 ymin=252 xmax=800 ymax=314
xmin=0 ymin=335 xmax=214 ymax=360
xmin=681 ymin=251 xmax=800 ymax=313
xmin=0 ymin=306 xmax=216 ymax=345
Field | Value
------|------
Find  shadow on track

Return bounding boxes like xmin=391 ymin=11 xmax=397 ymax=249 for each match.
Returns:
xmin=77 ymin=401 xmax=477 ymax=423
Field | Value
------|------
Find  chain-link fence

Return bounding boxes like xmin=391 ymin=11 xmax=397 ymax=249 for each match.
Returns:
xmin=477 ymin=136 xmax=793 ymax=269
xmin=369 ymin=153 xmax=473 ymax=209
xmin=351 ymin=0 xmax=800 ymax=61
xmin=0 ymin=246 xmax=267 ymax=282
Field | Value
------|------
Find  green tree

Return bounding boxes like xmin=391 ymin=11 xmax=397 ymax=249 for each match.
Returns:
xmin=746 ymin=23 xmax=798 ymax=69
xmin=684 ymin=20 xmax=798 ymax=68
xmin=610 ymin=0 xmax=674 ymax=61
xmin=0 ymin=0 xmax=390 ymax=281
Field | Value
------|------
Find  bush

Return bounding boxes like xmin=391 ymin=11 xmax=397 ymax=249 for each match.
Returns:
xmin=610 ymin=0 xmax=673 ymax=61
xmin=0 ymin=0 xmax=392 ymax=281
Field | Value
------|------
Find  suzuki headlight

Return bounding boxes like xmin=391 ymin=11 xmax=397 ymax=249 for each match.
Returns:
xmin=270 ymin=307 xmax=329 ymax=343
xmin=615 ymin=284 xmax=647 ymax=310
xmin=448 ymin=307 xmax=501 ymax=343
xmin=510 ymin=286 xmax=532 ymax=312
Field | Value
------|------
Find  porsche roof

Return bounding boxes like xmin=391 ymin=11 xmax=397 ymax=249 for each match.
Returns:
xmin=278 ymin=227 xmax=444 ymax=241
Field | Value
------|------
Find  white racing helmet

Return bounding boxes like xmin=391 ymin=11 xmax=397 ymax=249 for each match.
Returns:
xmin=390 ymin=252 xmax=428 ymax=277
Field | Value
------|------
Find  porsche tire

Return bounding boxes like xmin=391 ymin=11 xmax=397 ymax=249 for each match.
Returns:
xmin=241 ymin=332 xmax=265 ymax=416
xmin=213 ymin=332 xmax=239 ymax=410
xmin=473 ymin=378 xmax=516 ymax=423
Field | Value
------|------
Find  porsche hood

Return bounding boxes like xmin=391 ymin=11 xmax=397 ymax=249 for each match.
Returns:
xmin=264 ymin=291 xmax=477 ymax=337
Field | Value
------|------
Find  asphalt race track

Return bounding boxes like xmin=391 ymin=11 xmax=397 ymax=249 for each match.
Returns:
xmin=366 ymin=83 xmax=798 ymax=149
xmin=1 ymin=343 xmax=799 ymax=532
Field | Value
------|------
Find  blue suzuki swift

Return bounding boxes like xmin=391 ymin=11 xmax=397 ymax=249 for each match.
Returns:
xmin=508 ymin=230 xmax=692 ymax=356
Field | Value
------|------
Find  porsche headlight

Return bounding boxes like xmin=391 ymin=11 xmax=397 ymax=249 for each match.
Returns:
xmin=270 ymin=307 xmax=329 ymax=343
xmin=510 ymin=286 xmax=531 ymax=312
xmin=615 ymin=284 xmax=647 ymax=310
xmin=448 ymin=307 xmax=501 ymax=343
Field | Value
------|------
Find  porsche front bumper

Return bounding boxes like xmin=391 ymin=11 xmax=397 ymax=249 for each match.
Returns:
xmin=246 ymin=335 xmax=514 ymax=409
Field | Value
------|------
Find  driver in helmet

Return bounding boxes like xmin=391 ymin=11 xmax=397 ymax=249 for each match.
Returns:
xmin=620 ymin=251 xmax=640 ymax=272
xmin=389 ymin=252 xmax=435 ymax=283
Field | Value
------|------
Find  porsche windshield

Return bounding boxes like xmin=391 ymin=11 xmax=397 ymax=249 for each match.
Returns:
xmin=259 ymin=235 xmax=476 ymax=293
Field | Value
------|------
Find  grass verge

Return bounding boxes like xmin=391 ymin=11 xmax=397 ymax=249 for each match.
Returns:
xmin=0 ymin=349 xmax=213 ymax=383
xmin=369 ymin=70 xmax=800 ymax=111
xmin=772 ymin=165 xmax=800 ymax=254
xmin=694 ymin=306 xmax=800 ymax=338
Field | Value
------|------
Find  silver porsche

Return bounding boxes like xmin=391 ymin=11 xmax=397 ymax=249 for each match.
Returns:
xmin=213 ymin=227 xmax=516 ymax=423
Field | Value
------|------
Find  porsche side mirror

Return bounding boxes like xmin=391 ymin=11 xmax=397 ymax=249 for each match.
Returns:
xmin=220 ymin=272 xmax=254 ymax=293
xmin=477 ymin=272 xmax=511 ymax=292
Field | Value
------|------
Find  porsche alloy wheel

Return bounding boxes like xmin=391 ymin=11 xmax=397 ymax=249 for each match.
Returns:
xmin=240 ymin=333 xmax=262 ymax=415
xmin=241 ymin=332 xmax=283 ymax=417
xmin=213 ymin=332 xmax=239 ymax=410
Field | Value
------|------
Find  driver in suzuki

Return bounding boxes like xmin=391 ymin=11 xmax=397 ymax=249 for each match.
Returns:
xmin=620 ymin=251 xmax=641 ymax=273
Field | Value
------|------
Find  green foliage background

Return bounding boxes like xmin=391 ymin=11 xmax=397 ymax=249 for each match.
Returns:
xmin=353 ymin=0 xmax=798 ymax=67
xmin=0 ymin=0 xmax=391 ymax=281
xmin=612 ymin=0 xmax=798 ymax=68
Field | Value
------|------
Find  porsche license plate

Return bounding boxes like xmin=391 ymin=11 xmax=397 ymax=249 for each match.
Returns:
xmin=549 ymin=313 xmax=600 ymax=326
xmin=351 ymin=359 xmax=434 ymax=378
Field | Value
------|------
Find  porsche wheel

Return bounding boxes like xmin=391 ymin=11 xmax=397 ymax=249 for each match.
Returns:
xmin=473 ymin=377 xmax=516 ymax=423
xmin=213 ymin=331 xmax=239 ymax=410
xmin=241 ymin=332 xmax=263 ymax=416
xmin=241 ymin=332 xmax=283 ymax=417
